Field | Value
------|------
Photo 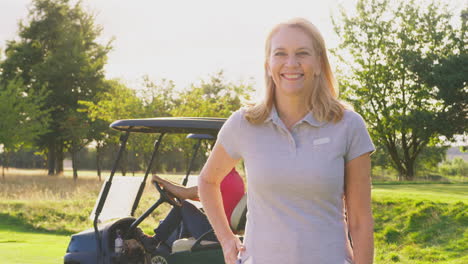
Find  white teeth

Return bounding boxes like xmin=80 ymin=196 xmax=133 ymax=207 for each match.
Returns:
xmin=283 ymin=74 xmax=301 ymax=79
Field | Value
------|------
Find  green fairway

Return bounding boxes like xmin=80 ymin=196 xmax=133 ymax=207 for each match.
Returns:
xmin=0 ymin=223 xmax=69 ymax=264
xmin=372 ymin=183 xmax=468 ymax=204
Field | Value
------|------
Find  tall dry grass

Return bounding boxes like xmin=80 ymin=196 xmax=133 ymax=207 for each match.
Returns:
xmin=1 ymin=172 xmax=101 ymax=201
xmin=0 ymin=168 xmax=175 ymax=233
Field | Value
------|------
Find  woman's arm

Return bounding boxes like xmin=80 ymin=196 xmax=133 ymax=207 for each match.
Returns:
xmin=152 ymin=175 xmax=199 ymax=200
xmin=345 ymin=153 xmax=374 ymax=264
xmin=198 ymin=142 xmax=244 ymax=264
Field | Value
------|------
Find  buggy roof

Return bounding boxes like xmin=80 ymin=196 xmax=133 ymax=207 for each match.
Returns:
xmin=110 ymin=117 xmax=227 ymax=134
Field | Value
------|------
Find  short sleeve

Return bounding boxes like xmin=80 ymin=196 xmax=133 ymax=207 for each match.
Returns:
xmin=217 ymin=110 xmax=243 ymax=160
xmin=344 ymin=111 xmax=375 ymax=163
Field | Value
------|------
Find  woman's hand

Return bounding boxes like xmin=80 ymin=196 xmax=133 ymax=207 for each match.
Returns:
xmin=151 ymin=174 xmax=169 ymax=186
xmin=151 ymin=174 xmax=183 ymax=199
xmin=220 ymin=234 xmax=245 ymax=264
xmin=151 ymin=174 xmax=173 ymax=190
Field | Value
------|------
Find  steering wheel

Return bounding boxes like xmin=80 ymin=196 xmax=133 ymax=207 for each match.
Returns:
xmin=153 ymin=181 xmax=182 ymax=207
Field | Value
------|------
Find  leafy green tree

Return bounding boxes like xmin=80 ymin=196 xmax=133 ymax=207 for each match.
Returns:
xmin=173 ymin=71 xmax=253 ymax=118
xmin=81 ymin=79 xmax=143 ymax=122
xmin=135 ymin=76 xmax=179 ymax=173
xmin=81 ymin=73 xmax=253 ymax=175
xmin=333 ymin=0 xmax=466 ymax=180
xmin=80 ymin=79 xmax=143 ymax=176
xmin=61 ymin=109 xmax=95 ymax=180
xmin=0 ymin=0 xmax=111 ymax=175
xmin=439 ymin=157 xmax=468 ymax=179
xmin=0 ymin=78 xmax=50 ymax=178
xmin=415 ymin=146 xmax=449 ymax=174
xmin=172 ymin=71 xmax=254 ymax=170
xmin=411 ymin=53 xmax=468 ymax=139
xmin=140 ymin=75 xmax=177 ymax=117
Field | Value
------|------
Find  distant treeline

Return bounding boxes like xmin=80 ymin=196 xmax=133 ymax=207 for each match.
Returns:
xmin=1 ymin=136 xmax=208 ymax=174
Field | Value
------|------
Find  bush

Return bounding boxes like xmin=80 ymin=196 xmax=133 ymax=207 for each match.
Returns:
xmin=438 ymin=158 xmax=468 ymax=177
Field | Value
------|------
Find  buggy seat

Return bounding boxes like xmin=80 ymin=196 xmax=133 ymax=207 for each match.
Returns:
xmin=171 ymin=194 xmax=247 ymax=253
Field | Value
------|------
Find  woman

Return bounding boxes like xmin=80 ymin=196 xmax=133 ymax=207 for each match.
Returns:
xmin=198 ymin=18 xmax=374 ymax=264
xmin=137 ymin=169 xmax=245 ymax=252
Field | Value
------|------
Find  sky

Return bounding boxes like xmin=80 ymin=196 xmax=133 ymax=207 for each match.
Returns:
xmin=0 ymin=0 xmax=359 ymax=96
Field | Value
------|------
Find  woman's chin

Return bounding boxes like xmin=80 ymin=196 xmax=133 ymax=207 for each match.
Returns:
xmin=277 ymin=86 xmax=308 ymax=98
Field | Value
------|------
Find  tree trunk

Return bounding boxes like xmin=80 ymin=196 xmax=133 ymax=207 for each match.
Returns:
xmin=72 ymin=150 xmax=78 ymax=181
xmin=47 ymin=142 xmax=56 ymax=176
xmin=1 ymin=153 xmax=5 ymax=180
xmin=56 ymin=143 xmax=64 ymax=175
xmin=405 ymin=160 xmax=415 ymax=181
xmin=387 ymin=145 xmax=416 ymax=181
xmin=5 ymin=151 xmax=10 ymax=172
xmin=96 ymin=144 xmax=102 ymax=181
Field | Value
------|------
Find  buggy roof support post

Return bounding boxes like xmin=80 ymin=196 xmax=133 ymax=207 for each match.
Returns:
xmin=129 ymin=133 xmax=165 ymax=220
xmin=93 ymin=131 xmax=130 ymax=263
xmin=183 ymin=138 xmax=202 ymax=186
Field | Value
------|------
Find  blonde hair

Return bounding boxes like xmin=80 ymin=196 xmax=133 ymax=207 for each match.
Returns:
xmin=245 ymin=18 xmax=347 ymax=124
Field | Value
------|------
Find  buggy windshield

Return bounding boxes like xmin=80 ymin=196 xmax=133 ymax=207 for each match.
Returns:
xmin=90 ymin=176 xmax=145 ymax=222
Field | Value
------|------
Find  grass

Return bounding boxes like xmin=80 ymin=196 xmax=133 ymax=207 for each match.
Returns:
xmin=372 ymin=183 xmax=467 ymax=204
xmin=0 ymin=169 xmax=467 ymax=263
xmin=372 ymin=199 xmax=467 ymax=263
xmin=0 ymin=221 xmax=70 ymax=264
xmin=372 ymin=183 xmax=467 ymax=263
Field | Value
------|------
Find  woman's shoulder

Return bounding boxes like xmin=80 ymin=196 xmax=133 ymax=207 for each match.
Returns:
xmin=221 ymin=108 xmax=249 ymax=132
xmin=227 ymin=108 xmax=249 ymax=123
xmin=339 ymin=109 xmax=370 ymax=133
xmin=342 ymin=109 xmax=366 ymax=124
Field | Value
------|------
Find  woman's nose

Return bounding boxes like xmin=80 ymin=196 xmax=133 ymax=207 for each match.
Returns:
xmin=286 ymin=56 xmax=299 ymax=66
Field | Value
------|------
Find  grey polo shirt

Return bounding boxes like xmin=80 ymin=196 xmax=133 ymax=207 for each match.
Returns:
xmin=217 ymin=107 xmax=374 ymax=264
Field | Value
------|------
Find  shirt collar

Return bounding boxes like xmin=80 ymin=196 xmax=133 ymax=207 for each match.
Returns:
xmin=302 ymin=111 xmax=326 ymax=127
xmin=265 ymin=105 xmax=326 ymax=127
xmin=264 ymin=105 xmax=281 ymax=124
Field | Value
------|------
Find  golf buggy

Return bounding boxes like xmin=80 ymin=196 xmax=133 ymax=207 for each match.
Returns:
xmin=64 ymin=117 xmax=247 ymax=264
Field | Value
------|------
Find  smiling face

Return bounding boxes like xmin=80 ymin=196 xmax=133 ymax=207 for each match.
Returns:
xmin=266 ymin=26 xmax=321 ymax=99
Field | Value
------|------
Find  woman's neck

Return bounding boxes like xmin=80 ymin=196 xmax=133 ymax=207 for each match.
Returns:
xmin=275 ymin=95 xmax=309 ymax=131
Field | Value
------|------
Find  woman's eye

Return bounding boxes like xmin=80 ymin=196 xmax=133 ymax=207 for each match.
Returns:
xmin=297 ymin=52 xmax=310 ymax=56
xmin=274 ymin=52 xmax=287 ymax=56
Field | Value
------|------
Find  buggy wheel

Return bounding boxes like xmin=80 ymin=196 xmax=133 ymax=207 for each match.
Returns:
xmin=151 ymin=255 xmax=169 ymax=264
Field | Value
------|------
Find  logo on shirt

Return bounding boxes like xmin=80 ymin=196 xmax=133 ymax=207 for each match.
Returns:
xmin=313 ymin=137 xmax=331 ymax=145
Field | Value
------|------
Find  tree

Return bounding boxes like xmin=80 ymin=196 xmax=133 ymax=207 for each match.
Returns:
xmin=61 ymin=109 xmax=95 ymax=180
xmin=0 ymin=0 xmax=111 ymax=175
xmin=81 ymin=73 xmax=253 ymax=175
xmin=412 ymin=53 xmax=468 ymax=139
xmin=172 ymin=71 xmax=254 ymax=170
xmin=333 ymin=0 xmax=466 ymax=180
xmin=80 ymin=79 xmax=143 ymax=176
xmin=0 ymin=78 xmax=50 ymax=178
xmin=140 ymin=75 xmax=177 ymax=117
xmin=173 ymin=71 xmax=253 ymax=118
xmin=82 ymin=77 xmax=180 ymax=175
